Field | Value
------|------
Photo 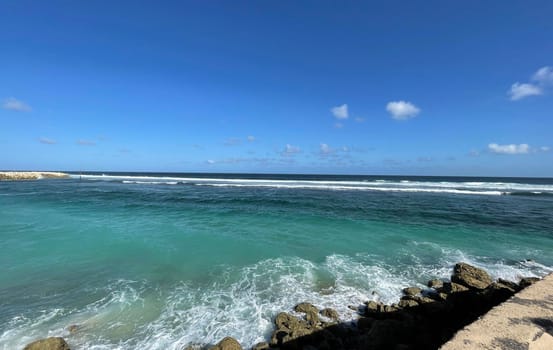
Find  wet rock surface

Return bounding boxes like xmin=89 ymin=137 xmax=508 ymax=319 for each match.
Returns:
xmin=209 ymin=337 xmax=243 ymax=350
xmin=451 ymin=262 xmax=492 ymax=290
xmin=23 ymin=337 xmax=70 ymax=350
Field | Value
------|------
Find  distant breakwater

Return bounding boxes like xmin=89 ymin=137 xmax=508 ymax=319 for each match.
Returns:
xmin=0 ymin=171 xmax=69 ymax=180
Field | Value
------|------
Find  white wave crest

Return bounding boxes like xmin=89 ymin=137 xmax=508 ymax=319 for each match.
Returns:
xmin=73 ymin=174 xmax=553 ymax=196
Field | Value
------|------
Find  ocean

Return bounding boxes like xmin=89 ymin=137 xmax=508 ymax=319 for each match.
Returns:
xmin=1 ymin=173 xmax=552 ymax=349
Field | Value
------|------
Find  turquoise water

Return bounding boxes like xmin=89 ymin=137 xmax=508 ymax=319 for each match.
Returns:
xmin=1 ymin=173 xmax=553 ymax=349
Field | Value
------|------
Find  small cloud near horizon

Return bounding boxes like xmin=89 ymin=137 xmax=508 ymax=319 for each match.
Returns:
xmin=488 ymin=143 xmax=529 ymax=154
xmin=320 ymin=143 xmax=332 ymax=155
xmin=331 ymin=104 xmax=348 ymax=120
xmin=247 ymin=135 xmax=256 ymax=142
xmin=386 ymin=101 xmax=420 ymax=120
xmin=282 ymin=144 xmax=301 ymax=156
xmin=2 ymin=97 xmax=32 ymax=112
xmin=39 ymin=137 xmax=56 ymax=145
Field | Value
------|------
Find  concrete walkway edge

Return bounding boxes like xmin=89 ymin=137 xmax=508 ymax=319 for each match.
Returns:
xmin=441 ymin=273 xmax=553 ymax=350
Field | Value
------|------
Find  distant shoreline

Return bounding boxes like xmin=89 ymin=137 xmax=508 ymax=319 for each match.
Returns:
xmin=0 ymin=171 xmax=69 ymax=181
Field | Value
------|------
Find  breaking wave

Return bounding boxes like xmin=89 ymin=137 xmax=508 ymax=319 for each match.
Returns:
xmin=75 ymin=174 xmax=553 ymax=197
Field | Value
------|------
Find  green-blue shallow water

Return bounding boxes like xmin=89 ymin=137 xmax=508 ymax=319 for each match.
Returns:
xmin=1 ymin=173 xmax=553 ymax=349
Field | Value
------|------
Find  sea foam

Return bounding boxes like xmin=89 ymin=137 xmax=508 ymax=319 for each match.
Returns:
xmin=2 ymin=252 xmax=550 ymax=350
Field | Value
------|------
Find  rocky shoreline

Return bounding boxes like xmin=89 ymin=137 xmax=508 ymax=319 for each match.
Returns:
xmin=0 ymin=171 xmax=69 ymax=181
xmin=23 ymin=262 xmax=544 ymax=350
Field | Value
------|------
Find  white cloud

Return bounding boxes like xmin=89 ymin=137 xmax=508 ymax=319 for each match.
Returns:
xmin=386 ymin=101 xmax=420 ymax=120
xmin=204 ymin=157 xmax=281 ymax=166
xmin=508 ymin=82 xmax=542 ymax=101
xmin=247 ymin=135 xmax=255 ymax=142
xmin=283 ymin=144 xmax=301 ymax=155
xmin=488 ymin=143 xmax=530 ymax=154
xmin=320 ymin=143 xmax=332 ymax=154
xmin=509 ymin=66 xmax=553 ymax=101
xmin=331 ymin=104 xmax=348 ymax=119
xmin=39 ymin=137 xmax=56 ymax=145
xmin=2 ymin=97 xmax=32 ymax=112
xmin=532 ymin=66 xmax=553 ymax=85
xmin=540 ymin=146 xmax=550 ymax=152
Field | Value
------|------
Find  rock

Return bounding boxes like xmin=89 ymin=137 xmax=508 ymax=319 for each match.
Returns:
xmin=275 ymin=312 xmax=306 ymax=331
xmin=23 ymin=337 xmax=70 ymax=350
xmin=415 ymin=296 xmax=436 ymax=304
xmin=402 ymin=287 xmax=422 ymax=296
xmin=294 ymin=302 xmax=318 ymax=314
xmin=365 ymin=300 xmax=380 ymax=313
xmin=270 ymin=329 xmax=288 ymax=347
xmin=67 ymin=325 xmax=79 ymax=334
xmin=320 ymin=308 xmax=339 ymax=321
xmin=294 ymin=303 xmax=319 ymax=325
xmin=497 ymin=278 xmax=520 ymax=291
xmin=443 ymin=282 xmax=470 ymax=294
xmin=272 ymin=311 xmax=316 ymax=347
xmin=381 ymin=305 xmax=398 ymax=313
xmin=491 ymin=281 xmax=517 ymax=293
xmin=281 ymin=326 xmax=313 ymax=343
xmin=451 ymin=263 xmax=492 ymax=290
xmin=429 ymin=292 xmax=448 ymax=301
xmin=398 ymin=299 xmax=419 ymax=308
xmin=404 ymin=294 xmax=435 ymax=304
xmin=364 ymin=301 xmax=383 ymax=317
xmin=251 ymin=341 xmax=269 ymax=350
xmin=427 ymin=279 xmax=444 ymax=289
xmin=519 ymin=277 xmax=540 ymax=288
xmin=483 ymin=282 xmax=517 ymax=303
xmin=210 ymin=337 xmax=242 ymax=350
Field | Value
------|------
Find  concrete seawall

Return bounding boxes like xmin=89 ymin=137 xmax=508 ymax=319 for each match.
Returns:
xmin=441 ymin=273 xmax=553 ymax=350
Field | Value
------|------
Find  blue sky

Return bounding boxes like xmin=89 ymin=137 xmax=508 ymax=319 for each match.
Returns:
xmin=1 ymin=1 xmax=552 ymax=176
